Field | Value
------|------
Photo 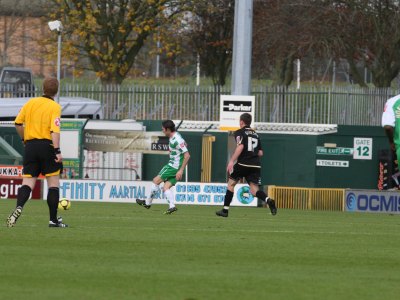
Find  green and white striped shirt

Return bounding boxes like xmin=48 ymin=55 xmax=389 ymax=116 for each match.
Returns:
xmin=168 ymin=132 xmax=188 ymax=169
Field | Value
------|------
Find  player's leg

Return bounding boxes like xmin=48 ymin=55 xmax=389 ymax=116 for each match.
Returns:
xmin=149 ymin=176 xmax=163 ymax=205
xmin=216 ymin=163 xmax=242 ymax=217
xmin=216 ymin=178 xmax=237 ymax=217
xmin=163 ymin=181 xmax=178 ymax=215
xmin=17 ymin=177 xmax=36 ymax=207
xmin=154 ymin=165 xmax=179 ymax=214
xmin=136 ymin=175 xmax=163 ymax=208
xmin=395 ymin=147 xmax=400 ymax=189
xmin=46 ymin=175 xmax=67 ymax=227
xmin=155 ymin=165 xmax=178 ymax=213
xmin=249 ymin=183 xmax=277 ymax=215
xmin=246 ymin=170 xmax=277 ymax=216
xmin=6 ymin=177 xmax=36 ymax=227
xmin=6 ymin=141 xmax=40 ymax=227
xmin=41 ymin=142 xmax=67 ymax=227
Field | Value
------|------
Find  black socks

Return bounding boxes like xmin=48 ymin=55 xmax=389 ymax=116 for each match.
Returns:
xmin=223 ymin=190 xmax=234 ymax=212
xmin=256 ymin=190 xmax=267 ymax=202
xmin=47 ymin=187 xmax=59 ymax=223
xmin=16 ymin=185 xmax=32 ymax=208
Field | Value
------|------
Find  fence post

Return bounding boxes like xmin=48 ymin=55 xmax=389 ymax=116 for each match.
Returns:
xmin=307 ymin=189 xmax=312 ymax=210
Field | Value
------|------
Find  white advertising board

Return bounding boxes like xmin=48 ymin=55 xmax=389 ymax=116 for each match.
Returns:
xmin=43 ymin=180 xmax=258 ymax=207
xmin=220 ymin=95 xmax=255 ymax=131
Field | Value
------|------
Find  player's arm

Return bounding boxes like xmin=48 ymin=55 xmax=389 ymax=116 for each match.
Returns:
xmin=176 ymin=151 xmax=190 ymax=180
xmin=50 ymin=106 xmax=62 ymax=163
xmin=14 ymin=105 xmax=25 ymax=142
xmin=227 ymin=144 xmax=244 ymax=173
xmin=384 ymin=125 xmax=395 ymax=151
xmin=51 ymin=132 xmax=63 ymax=163
xmin=382 ymin=100 xmax=396 ymax=151
xmin=51 ymin=131 xmax=61 ymax=149
xmin=15 ymin=124 xmax=24 ymax=142
xmin=257 ymin=136 xmax=263 ymax=157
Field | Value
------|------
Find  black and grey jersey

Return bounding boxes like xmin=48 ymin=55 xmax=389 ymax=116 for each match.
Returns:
xmin=234 ymin=127 xmax=262 ymax=167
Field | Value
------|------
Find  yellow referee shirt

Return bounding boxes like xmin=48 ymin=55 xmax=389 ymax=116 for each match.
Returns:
xmin=14 ymin=96 xmax=61 ymax=141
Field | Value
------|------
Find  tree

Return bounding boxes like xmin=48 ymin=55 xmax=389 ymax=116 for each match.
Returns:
xmin=49 ymin=0 xmax=184 ymax=84
xmin=253 ymin=0 xmax=400 ymax=88
xmin=333 ymin=0 xmax=400 ymax=87
xmin=253 ymin=1 xmax=337 ymax=86
xmin=153 ymin=9 xmax=194 ymax=78
xmin=187 ymin=0 xmax=234 ymax=87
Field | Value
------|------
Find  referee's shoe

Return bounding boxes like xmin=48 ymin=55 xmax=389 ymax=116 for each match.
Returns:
xmin=6 ymin=206 xmax=22 ymax=227
xmin=49 ymin=216 xmax=68 ymax=228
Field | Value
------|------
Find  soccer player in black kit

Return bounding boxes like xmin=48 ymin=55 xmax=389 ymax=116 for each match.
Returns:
xmin=216 ymin=113 xmax=277 ymax=217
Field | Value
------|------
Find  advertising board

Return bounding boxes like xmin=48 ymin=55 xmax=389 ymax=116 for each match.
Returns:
xmin=220 ymin=95 xmax=255 ymax=131
xmin=0 ymin=165 xmax=24 ymax=178
xmin=0 ymin=178 xmax=42 ymax=199
xmin=345 ymin=189 xmax=400 ymax=214
xmin=43 ymin=180 xmax=258 ymax=207
xmin=0 ymin=165 xmax=44 ymax=179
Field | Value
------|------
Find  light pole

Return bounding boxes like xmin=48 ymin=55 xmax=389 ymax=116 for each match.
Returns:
xmin=48 ymin=20 xmax=63 ymax=103
xmin=231 ymin=0 xmax=253 ymax=96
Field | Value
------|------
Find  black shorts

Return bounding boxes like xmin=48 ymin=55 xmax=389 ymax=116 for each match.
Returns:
xmin=23 ymin=139 xmax=62 ymax=177
xmin=229 ymin=163 xmax=261 ymax=185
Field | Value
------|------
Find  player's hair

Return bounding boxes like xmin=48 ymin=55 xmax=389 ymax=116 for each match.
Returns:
xmin=43 ymin=77 xmax=59 ymax=97
xmin=240 ymin=113 xmax=252 ymax=126
xmin=162 ymin=120 xmax=176 ymax=132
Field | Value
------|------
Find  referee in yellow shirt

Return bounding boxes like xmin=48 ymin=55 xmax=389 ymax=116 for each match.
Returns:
xmin=7 ymin=77 xmax=68 ymax=228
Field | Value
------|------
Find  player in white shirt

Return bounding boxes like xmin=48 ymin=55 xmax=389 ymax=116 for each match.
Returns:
xmin=382 ymin=94 xmax=400 ymax=158
xmin=136 ymin=120 xmax=190 ymax=214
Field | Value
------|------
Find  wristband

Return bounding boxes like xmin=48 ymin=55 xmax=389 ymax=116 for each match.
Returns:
xmin=54 ymin=147 xmax=61 ymax=155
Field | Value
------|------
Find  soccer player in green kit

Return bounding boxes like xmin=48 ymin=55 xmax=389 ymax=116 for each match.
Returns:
xmin=382 ymin=94 xmax=400 ymax=188
xmin=382 ymin=95 xmax=400 ymax=159
xmin=136 ymin=120 xmax=190 ymax=214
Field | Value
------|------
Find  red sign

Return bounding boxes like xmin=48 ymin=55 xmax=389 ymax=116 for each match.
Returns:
xmin=0 ymin=166 xmax=23 ymax=178
xmin=0 ymin=165 xmax=45 ymax=178
xmin=0 ymin=178 xmax=42 ymax=199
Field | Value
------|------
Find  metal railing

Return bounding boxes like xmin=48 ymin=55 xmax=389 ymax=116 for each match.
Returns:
xmin=12 ymin=83 xmax=398 ymax=125
xmin=81 ymin=167 xmax=140 ymax=181
xmin=268 ymin=185 xmax=345 ymax=211
xmin=0 ymin=83 xmax=35 ymax=98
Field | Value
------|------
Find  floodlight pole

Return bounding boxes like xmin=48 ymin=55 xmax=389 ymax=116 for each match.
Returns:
xmin=49 ymin=20 xmax=63 ymax=103
xmin=56 ymin=31 xmax=61 ymax=103
xmin=231 ymin=0 xmax=253 ymax=96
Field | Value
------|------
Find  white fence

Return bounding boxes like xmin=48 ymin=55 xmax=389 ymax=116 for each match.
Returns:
xmin=44 ymin=84 xmax=399 ymax=125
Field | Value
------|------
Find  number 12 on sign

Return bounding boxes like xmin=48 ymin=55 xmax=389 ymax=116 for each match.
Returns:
xmin=353 ymin=137 xmax=372 ymax=160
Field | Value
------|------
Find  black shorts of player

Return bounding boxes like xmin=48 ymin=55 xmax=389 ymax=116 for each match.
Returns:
xmin=23 ymin=139 xmax=63 ymax=177
xmin=229 ymin=163 xmax=261 ymax=185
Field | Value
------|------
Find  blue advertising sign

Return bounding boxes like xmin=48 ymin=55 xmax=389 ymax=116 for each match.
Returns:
xmin=42 ymin=180 xmax=258 ymax=206
xmin=345 ymin=190 xmax=400 ymax=214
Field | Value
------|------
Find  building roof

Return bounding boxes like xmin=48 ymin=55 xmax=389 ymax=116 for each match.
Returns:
xmin=173 ymin=120 xmax=338 ymax=135
xmin=0 ymin=0 xmax=50 ymax=17
xmin=1 ymin=119 xmax=338 ymax=135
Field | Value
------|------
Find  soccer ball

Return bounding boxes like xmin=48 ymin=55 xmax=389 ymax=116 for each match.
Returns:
xmin=58 ymin=198 xmax=71 ymax=210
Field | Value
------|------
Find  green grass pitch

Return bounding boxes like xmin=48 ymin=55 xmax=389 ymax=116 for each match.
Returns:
xmin=1 ymin=200 xmax=399 ymax=300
